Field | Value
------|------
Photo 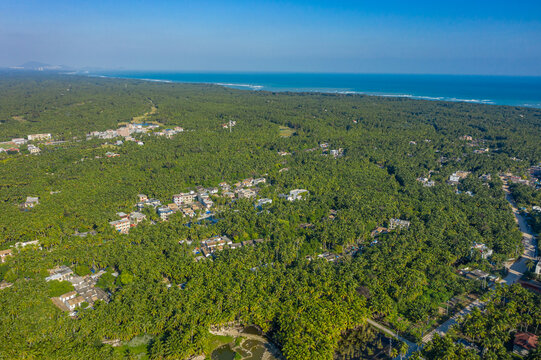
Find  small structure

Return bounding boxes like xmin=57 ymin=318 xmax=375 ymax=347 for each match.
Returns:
xmin=22 ymin=196 xmax=39 ymax=209
xmin=157 ymin=206 xmax=173 ymax=220
xmin=513 ymin=332 xmax=538 ymax=356
xmin=45 ymin=266 xmax=74 ymax=282
xmin=129 ymin=212 xmax=146 ymax=225
xmin=67 ymin=296 xmax=85 ymax=310
xmin=237 ymin=188 xmax=257 ymax=199
xmin=28 ymin=133 xmax=51 ymax=141
xmin=371 ymin=227 xmax=388 ymax=238
xmin=285 ymin=189 xmax=309 ymax=201
xmin=388 ymin=218 xmax=410 ymax=230
xmin=28 ymin=144 xmax=41 ymax=154
xmin=137 ymin=194 xmax=148 ymax=202
xmin=255 ymin=198 xmax=272 ymax=208
xmin=471 ymin=243 xmax=493 ymax=259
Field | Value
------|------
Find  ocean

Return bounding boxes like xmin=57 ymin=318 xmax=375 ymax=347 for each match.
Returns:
xmin=89 ymin=72 xmax=541 ymax=109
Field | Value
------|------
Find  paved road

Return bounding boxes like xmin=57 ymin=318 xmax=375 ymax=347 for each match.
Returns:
xmin=366 ymin=319 xmax=419 ymax=358
xmin=411 ymin=178 xmax=538 ymax=351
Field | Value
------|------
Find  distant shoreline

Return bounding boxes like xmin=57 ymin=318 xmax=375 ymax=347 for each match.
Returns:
xmin=81 ymin=71 xmax=541 ymax=109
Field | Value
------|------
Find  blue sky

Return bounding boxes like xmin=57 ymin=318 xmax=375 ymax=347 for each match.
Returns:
xmin=0 ymin=0 xmax=540 ymax=75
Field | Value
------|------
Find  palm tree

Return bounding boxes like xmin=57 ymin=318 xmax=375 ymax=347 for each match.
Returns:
xmin=525 ymin=259 xmax=535 ymax=272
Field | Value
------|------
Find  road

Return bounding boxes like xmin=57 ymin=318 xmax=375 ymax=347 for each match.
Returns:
xmin=365 ymin=319 xmax=419 ymax=358
xmin=404 ymin=177 xmax=538 ymax=354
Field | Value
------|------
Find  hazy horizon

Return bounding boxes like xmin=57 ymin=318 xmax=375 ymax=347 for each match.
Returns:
xmin=1 ymin=1 xmax=540 ymax=76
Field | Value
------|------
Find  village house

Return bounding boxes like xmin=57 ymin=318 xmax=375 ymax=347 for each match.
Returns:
xmin=0 ymin=249 xmax=13 ymax=263
xmin=11 ymin=138 xmax=27 ymax=145
xmin=109 ymin=218 xmax=130 ymax=234
xmin=237 ymin=188 xmax=257 ymax=199
xmin=513 ymin=333 xmax=538 ymax=356
xmin=222 ymin=191 xmax=235 ymax=199
xmin=22 ymin=196 xmax=39 ymax=209
xmin=129 ymin=212 xmax=146 ymax=225
xmin=173 ymin=192 xmax=197 ymax=206
xmin=138 ymin=194 xmax=148 ymax=202
xmin=219 ymin=182 xmax=230 ymax=191
xmin=471 ymin=243 xmax=493 ymax=259
xmin=255 ymin=198 xmax=272 ymax=208
xmin=242 ymin=178 xmax=254 ymax=187
xmin=461 ymin=135 xmax=473 ymax=141
xmin=389 ymin=218 xmax=411 ymax=230
xmin=67 ymin=296 xmax=85 ymax=310
xmin=28 ymin=144 xmax=41 ymax=154
xmin=197 ymin=194 xmax=214 ymax=208
xmin=285 ymin=189 xmax=309 ymax=201
xmin=59 ymin=291 xmax=77 ymax=303
xmin=167 ymin=203 xmax=180 ymax=212
xmin=371 ymin=227 xmax=389 ymax=238
xmin=45 ymin=266 xmax=74 ymax=282
xmin=253 ymin=178 xmax=266 ymax=185
xmin=182 ymin=207 xmax=196 ymax=217
xmin=28 ymin=133 xmax=51 ymax=141
xmin=157 ymin=207 xmax=173 ymax=220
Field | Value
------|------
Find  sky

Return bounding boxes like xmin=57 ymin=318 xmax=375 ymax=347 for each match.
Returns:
xmin=0 ymin=0 xmax=540 ymax=75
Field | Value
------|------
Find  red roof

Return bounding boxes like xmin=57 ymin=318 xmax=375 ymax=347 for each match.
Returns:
xmin=514 ymin=332 xmax=538 ymax=350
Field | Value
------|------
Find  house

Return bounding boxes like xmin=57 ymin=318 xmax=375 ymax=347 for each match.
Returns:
xmin=58 ymin=291 xmax=77 ymax=303
xmin=242 ymin=178 xmax=254 ymax=187
xmin=197 ymin=194 xmax=214 ymax=208
xmin=448 ymin=174 xmax=461 ymax=185
xmin=255 ymin=198 xmax=272 ymax=208
xmin=28 ymin=144 xmax=41 ymax=154
xmin=0 ymin=249 xmax=13 ymax=263
xmin=11 ymin=138 xmax=27 ymax=145
xmin=371 ymin=227 xmax=389 ymax=238
xmin=129 ymin=212 xmax=146 ymax=225
xmin=157 ymin=207 xmax=173 ymax=220
xmin=27 ymin=133 xmax=51 ymax=141
xmin=182 ymin=208 xmax=195 ymax=217
xmin=461 ymin=135 xmax=473 ymax=141
xmin=389 ymin=218 xmax=410 ymax=230
xmin=471 ymin=243 xmax=493 ymax=259
xmin=167 ymin=203 xmax=180 ymax=212
xmin=513 ymin=332 xmax=538 ymax=356
xmin=26 ymin=196 xmax=39 ymax=206
xmin=116 ymin=212 xmax=129 ymax=219
xmin=138 ymin=194 xmax=148 ymax=202
xmin=45 ymin=266 xmax=74 ymax=282
xmin=173 ymin=192 xmax=197 ymax=206
xmin=286 ymin=189 xmax=309 ymax=201
xmin=237 ymin=188 xmax=257 ymax=199
xmin=253 ymin=178 xmax=266 ymax=186
xmin=67 ymin=296 xmax=85 ymax=310
xmin=109 ymin=218 xmax=130 ymax=234
xmin=219 ymin=182 xmax=230 ymax=191
xmin=137 ymin=141 xmax=144 ymax=146
xmin=116 ymin=127 xmax=130 ymax=137
xmin=222 ymin=191 xmax=235 ymax=199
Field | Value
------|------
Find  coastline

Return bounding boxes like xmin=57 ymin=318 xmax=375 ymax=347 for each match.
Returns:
xmin=81 ymin=72 xmax=541 ymax=109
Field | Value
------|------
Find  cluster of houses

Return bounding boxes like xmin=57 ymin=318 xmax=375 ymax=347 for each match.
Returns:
xmin=109 ymin=211 xmax=147 ymax=234
xmin=46 ymin=266 xmax=109 ymax=314
xmin=303 ymin=143 xmax=345 ymax=158
xmin=86 ymin=123 xmax=159 ymax=140
xmin=458 ymin=267 xmax=501 ymax=286
xmin=154 ymin=126 xmax=184 ymax=138
xmin=191 ymin=235 xmax=269 ymax=260
xmin=0 ymin=133 xmax=51 ymax=154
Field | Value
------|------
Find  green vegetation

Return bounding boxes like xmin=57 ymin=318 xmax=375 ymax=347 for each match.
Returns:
xmin=278 ymin=125 xmax=296 ymax=137
xmin=47 ymin=280 xmax=75 ymax=297
xmin=0 ymin=72 xmax=540 ymax=359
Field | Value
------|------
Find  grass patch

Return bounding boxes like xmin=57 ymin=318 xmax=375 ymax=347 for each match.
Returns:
xmin=201 ymin=333 xmax=234 ymax=356
xmin=278 ymin=125 xmax=295 ymax=138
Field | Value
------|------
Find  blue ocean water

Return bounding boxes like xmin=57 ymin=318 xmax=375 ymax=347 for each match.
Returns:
xmin=90 ymin=72 xmax=541 ymax=109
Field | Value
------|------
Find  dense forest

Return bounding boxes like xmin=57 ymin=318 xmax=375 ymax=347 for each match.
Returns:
xmin=0 ymin=71 xmax=539 ymax=359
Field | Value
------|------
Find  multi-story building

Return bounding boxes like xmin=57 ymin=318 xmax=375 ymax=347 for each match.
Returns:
xmin=173 ymin=192 xmax=197 ymax=206
xmin=109 ymin=218 xmax=130 ymax=234
xmin=27 ymin=133 xmax=51 ymax=141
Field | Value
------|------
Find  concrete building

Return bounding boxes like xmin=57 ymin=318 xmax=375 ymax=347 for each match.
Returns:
xmin=109 ymin=218 xmax=130 ymax=234
xmin=0 ymin=249 xmax=13 ymax=263
xmin=27 ymin=133 xmax=51 ymax=141
xmin=173 ymin=192 xmax=197 ymax=206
